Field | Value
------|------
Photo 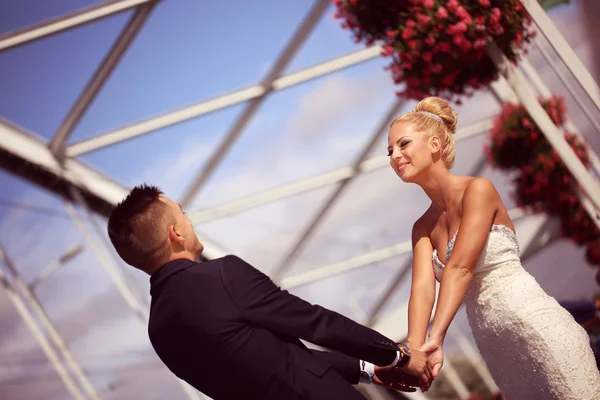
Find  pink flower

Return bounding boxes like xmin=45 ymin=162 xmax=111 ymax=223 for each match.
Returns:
xmin=422 ymin=52 xmax=433 ymax=62
xmin=425 ymin=35 xmax=436 ymax=46
xmin=386 ymin=30 xmax=396 ymax=39
xmin=478 ymin=0 xmax=491 ymax=6
xmin=490 ymin=8 xmax=501 ymax=24
xmin=402 ymin=27 xmax=414 ymax=40
xmin=447 ymin=22 xmax=468 ymax=36
xmin=416 ymin=13 xmax=431 ymax=26
xmin=431 ymin=64 xmax=443 ymax=73
xmin=473 ymin=39 xmax=487 ymax=49
xmin=436 ymin=7 xmax=448 ymax=18
xmin=406 ymin=20 xmax=416 ymax=29
xmin=423 ymin=0 xmax=435 ymax=9
xmin=446 ymin=0 xmax=459 ymax=11
xmin=381 ymin=44 xmax=394 ymax=57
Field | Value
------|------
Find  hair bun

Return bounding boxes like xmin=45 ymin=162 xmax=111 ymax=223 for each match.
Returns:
xmin=414 ymin=97 xmax=458 ymax=134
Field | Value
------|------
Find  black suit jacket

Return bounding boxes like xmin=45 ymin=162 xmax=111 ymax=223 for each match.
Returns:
xmin=148 ymin=255 xmax=398 ymax=400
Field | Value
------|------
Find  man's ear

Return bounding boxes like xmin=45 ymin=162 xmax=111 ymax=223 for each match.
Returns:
xmin=167 ymin=224 xmax=184 ymax=244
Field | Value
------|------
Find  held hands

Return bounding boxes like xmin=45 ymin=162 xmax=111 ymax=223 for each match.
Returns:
xmin=419 ymin=339 xmax=444 ymax=379
xmin=397 ymin=344 xmax=434 ymax=392
xmin=372 ymin=365 xmax=419 ymax=393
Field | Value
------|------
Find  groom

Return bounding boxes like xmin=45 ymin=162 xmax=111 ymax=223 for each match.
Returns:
xmin=107 ymin=184 xmax=430 ymax=399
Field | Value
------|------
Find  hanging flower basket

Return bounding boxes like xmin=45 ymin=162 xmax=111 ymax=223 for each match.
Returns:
xmin=333 ymin=0 xmax=536 ymax=102
xmin=485 ymin=95 xmax=600 ymax=279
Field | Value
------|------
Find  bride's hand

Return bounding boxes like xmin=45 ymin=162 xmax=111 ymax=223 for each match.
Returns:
xmin=419 ymin=340 xmax=444 ymax=378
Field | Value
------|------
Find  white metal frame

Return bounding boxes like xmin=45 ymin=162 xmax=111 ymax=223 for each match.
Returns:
xmin=1 ymin=0 xmax=600 ymax=398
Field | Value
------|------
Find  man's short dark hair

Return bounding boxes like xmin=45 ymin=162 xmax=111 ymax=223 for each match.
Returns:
xmin=108 ymin=184 xmax=175 ymax=272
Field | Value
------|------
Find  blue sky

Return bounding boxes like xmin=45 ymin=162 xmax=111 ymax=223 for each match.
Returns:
xmin=1 ymin=0 xmax=600 ymax=399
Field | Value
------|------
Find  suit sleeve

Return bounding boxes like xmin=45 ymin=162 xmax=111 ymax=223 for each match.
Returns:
xmin=308 ymin=350 xmax=361 ymax=384
xmin=219 ymin=255 xmax=398 ymax=366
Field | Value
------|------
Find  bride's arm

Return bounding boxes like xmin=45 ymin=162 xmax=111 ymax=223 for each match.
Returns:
xmin=406 ymin=218 xmax=437 ymax=349
xmin=427 ymin=178 xmax=499 ymax=344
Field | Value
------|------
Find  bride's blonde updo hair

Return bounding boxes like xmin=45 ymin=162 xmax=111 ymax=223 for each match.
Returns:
xmin=390 ymin=96 xmax=458 ymax=169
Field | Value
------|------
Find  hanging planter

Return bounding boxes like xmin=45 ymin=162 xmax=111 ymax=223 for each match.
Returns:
xmin=333 ymin=0 xmax=536 ymax=102
xmin=485 ymin=95 xmax=600 ymax=281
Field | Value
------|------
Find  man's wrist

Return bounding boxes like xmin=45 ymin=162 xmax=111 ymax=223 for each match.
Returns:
xmin=384 ymin=350 xmax=400 ymax=368
xmin=359 ymin=360 xmax=375 ymax=383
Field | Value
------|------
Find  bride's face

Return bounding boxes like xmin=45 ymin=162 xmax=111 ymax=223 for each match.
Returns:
xmin=387 ymin=122 xmax=437 ymax=183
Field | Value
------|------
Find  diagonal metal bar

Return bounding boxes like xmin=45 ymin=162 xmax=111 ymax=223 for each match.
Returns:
xmin=0 ymin=0 xmax=154 ymax=52
xmin=518 ymin=0 xmax=600 ymax=112
xmin=0 ymin=117 xmax=228 ymax=260
xmin=0 ymin=244 xmax=99 ymax=399
xmin=189 ymin=118 xmax=492 ymax=225
xmin=271 ymin=99 xmax=406 ymax=282
xmin=365 ymin=156 xmax=488 ymax=327
xmin=48 ymin=2 xmax=157 ymax=158
xmin=178 ymin=0 xmax=331 ymax=209
xmin=487 ymin=42 xmax=600 ymax=211
xmin=531 ymin=38 xmax=600 ymax=137
xmin=0 ymin=246 xmax=85 ymax=400
xmin=65 ymin=46 xmax=383 ymax=157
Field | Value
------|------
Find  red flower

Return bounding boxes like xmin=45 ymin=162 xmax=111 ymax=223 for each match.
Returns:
xmin=436 ymin=7 xmax=449 ymax=19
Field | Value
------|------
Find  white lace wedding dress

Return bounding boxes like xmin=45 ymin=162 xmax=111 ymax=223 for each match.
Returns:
xmin=432 ymin=224 xmax=600 ymax=399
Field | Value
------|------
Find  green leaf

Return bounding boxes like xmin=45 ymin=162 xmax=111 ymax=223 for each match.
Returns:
xmin=539 ymin=0 xmax=571 ymax=10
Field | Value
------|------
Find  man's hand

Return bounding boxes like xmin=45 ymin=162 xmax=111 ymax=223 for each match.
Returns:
xmin=372 ymin=365 xmax=418 ymax=392
xmin=398 ymin=344 xmax=433 ymax=392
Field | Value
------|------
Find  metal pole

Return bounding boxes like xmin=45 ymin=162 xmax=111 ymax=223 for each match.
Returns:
xmin=178 ymin=0 xmax=331 ymax=209
xmin=271 ymin=99 xmax=406 ymax=282
xmin=518 ymin=0 xmax=600 ymax=112
xmin=188 ymin=118 xmax=493 ymax=225
xmin=0 ymin=0 xmax=154 ymax=51
xmin=28 ymin=244 xmax=84 ymax=290
xmin=0 ymin=243 xmax=99 ymax=399
xmin=486 ymin=41 xmax=600 ymax=215
xmin=49 ymin=2 xmax=157 ymax=158
xmin=531 ymin=39 xmax=600 ymax=137
xmin=66 ymin=45 xmax=384 ymax=157
xmin=0 ymin=252 xmax=85 ymax=400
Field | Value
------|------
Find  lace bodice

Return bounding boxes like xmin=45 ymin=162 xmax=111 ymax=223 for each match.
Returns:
xmin=430 ymin=224 xmax=600 ymax=399
xmin=432 ymin=224 xmax=520 ymax=282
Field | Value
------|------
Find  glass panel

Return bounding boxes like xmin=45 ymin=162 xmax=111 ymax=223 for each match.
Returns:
xmin=69 ymin=0 xmax=316 ymax=141
xmin=0 ymin=288 xmax=71 ymax=400
xmin=290 ymin=255 xmax=411 ymax=320
xmin=196 ymin=185 xmax=340 ymax=276
xmin=283 ymin=1 xmax=365 ymax=73
xmin=79 ymin=104 xmax=244 ymax=201
xmin=0 ymin=11 xmax=132 ymax=140
xmin=0 ymin=0 xmax=103 ymax=34
xmin=188 ymin=58 xmax=397 ymax=211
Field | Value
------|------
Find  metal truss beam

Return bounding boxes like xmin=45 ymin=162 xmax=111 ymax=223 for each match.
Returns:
xmin=178 ymin=0 xmax=331 ymax=209
xmin=65 ymin=46 xmax=383 ymax=157
xmin=487 ymin=42 xmax=600 ymax=213
xmin=0 ymin=244 xmax=99 ymax=399
xmin=519 ymin=0 xmax=600 ymax=112
xmin=0 ymin=0 xmax=155 ymax=52
xmin=0 ymin=118 xmax=227 ymax=260
xmin=49 ymin=3 xmax=156 ymax=158
xmin=0 ymin=248 xmax=85 ymax=400
xmin=189 ymin=118 xmax=493 ymax=225
xmin=272 ymin=99 xmax=406 ymax=282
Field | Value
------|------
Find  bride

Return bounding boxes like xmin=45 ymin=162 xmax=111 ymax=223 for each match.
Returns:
xmin=387 ymin=96 xmax=600 ymax=399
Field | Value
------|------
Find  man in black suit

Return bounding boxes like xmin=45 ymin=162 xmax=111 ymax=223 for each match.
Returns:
xmin=107 ymin=185 xmax=432 ymax=399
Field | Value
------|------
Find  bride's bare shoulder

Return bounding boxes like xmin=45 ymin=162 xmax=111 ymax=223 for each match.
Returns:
xmin=412 ymin=203 xmax=439 ymax=239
